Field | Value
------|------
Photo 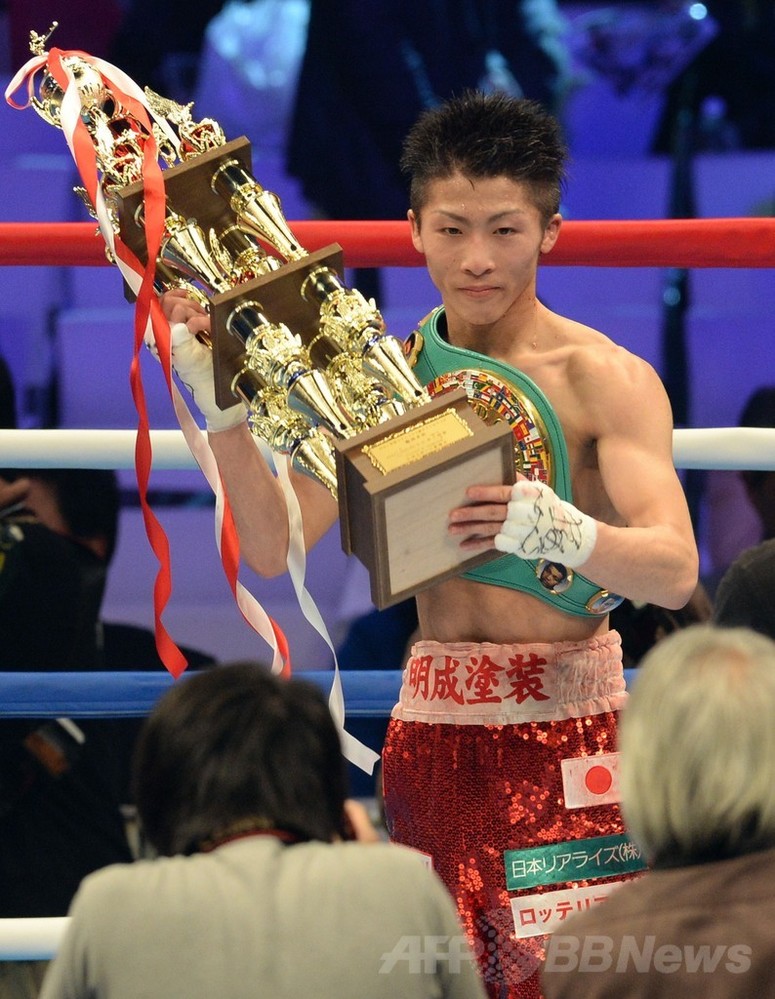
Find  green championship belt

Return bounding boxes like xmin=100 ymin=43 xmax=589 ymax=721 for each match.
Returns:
xmin=407 ymin=307 xmax=623 ymax=618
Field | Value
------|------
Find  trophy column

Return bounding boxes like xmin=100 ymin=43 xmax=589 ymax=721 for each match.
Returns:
xmin=23 ymin=44 xmax=517 ymax=608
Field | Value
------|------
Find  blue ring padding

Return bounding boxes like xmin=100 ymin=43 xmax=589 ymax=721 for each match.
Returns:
xmin=0 ymin=669 xmax=637 ymax=718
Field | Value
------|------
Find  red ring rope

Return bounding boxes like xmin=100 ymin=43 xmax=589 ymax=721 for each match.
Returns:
xmin=1 ymin=217 xmax=775 ymax=268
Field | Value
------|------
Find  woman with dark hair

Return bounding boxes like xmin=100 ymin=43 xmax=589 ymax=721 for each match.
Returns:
xmin=39 ymin=663 xmax=486 ymax=999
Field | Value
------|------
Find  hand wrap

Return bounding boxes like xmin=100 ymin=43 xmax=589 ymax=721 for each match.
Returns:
xmin=494 ymin=479 xmax=598 ymax=568
xmin=148 ymin=322 xmax=247 ymax=432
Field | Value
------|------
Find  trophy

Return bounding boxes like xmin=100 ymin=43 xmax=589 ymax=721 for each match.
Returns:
xmin=19 ymin=28 xmax=515 ymax=607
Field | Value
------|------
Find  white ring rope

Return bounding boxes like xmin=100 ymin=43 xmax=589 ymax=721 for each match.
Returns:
xmin=0 ymin=917 xmax=69 ymax=960
xmin=1 ymin=426 xmax=775 ymax=470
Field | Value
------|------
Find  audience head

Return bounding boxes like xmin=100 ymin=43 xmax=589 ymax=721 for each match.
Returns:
xmin=133 ymin=662 xmax=350 ymax=856
xmin=620 ymin=623 xmax=775 ymax=868
xmin=714 ymin=538 xmax=775 ymax=640
xmin=400 ymin=89 xmax=567 ymax=224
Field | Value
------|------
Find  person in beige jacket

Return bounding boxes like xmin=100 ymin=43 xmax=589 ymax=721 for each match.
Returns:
xmin=40 ymin=663 xmax=486 ymax=999
xmin=541 ymin=623 xmax=775 ymax=999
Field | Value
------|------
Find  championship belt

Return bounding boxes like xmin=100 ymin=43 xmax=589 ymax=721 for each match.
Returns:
xmin=408 ymin=311 xmax=623 ymax=618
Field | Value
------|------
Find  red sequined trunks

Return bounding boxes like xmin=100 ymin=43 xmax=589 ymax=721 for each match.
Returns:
xmin=382 ymin=631 xmax=642 ymax=999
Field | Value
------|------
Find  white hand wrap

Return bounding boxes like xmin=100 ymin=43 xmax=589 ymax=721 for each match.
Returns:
xmin=148 ymin=322 xmax=247 ymax=432
xmin=494 ymin=479 xmax=598 ymax=568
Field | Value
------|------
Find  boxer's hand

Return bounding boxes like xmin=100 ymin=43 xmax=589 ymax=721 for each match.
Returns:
xmin=147 ymin=291 xmax=246 ymax=433
xmin=448 ymin=483 xmax=513 ymax=551
xmin=158 ymin=287 xmax=210 ymax=332
xmin=494 ymin=479 xmax=597 ymax=567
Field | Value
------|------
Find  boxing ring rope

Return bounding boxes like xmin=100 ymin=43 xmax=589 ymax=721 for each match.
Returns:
xmin=0 ymin=919 xmax=69 ymax=961
xmin=2 ymin=426 xmax=775 ymax=470
xmin=0 ymin=669 xmax=408 ymax=719
xmin=2 ymin=215 xmax=774 ymax=960
xmin=3 ymin=217 xmax=775 ymax=268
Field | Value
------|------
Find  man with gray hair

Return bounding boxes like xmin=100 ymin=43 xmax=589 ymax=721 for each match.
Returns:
xmin=541 ymin=623 xmax=775 ymax=998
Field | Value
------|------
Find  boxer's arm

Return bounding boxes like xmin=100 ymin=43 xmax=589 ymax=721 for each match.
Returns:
xmin=154 ymin=291 xmax=338 ymax=577
xmin=208 ymin=421 xmax=339 ymax=577
xmin=447 ymin=353 xmax=698 ymax=610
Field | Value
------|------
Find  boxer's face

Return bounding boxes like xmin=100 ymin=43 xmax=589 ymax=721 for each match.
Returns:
xmin=409 ymin=171 xmax=560 ymax=341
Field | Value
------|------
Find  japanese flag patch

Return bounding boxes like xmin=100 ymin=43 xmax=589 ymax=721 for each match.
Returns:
xmin=561 ymin=752 xmax=620 ymax=809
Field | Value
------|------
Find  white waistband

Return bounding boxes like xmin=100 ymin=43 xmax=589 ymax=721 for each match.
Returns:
xmin=392 ymin=632 xmax=626 ymax=725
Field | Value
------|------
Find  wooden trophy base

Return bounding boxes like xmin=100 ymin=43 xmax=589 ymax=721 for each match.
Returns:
xmin=115 ymin=136 xmax=255 ymax=266
xmin=209 ymin=245 xmax=344 ymax=409
xmin=335 ymin=388 xmax=516 ymax=608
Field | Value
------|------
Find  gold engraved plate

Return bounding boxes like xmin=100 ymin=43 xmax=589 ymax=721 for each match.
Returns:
xmin=362 ymin=408 xmax=473 ymax=475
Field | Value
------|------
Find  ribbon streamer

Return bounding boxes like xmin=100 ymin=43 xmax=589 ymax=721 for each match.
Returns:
xmin=6 ymin=49 xmax=290 ymax=679
xmin=269 ymin=444 xmax=379 ymax=772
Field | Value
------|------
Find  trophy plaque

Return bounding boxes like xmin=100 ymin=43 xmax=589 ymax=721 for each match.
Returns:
xmin=336 ymin=389 xmax=515 ymax=607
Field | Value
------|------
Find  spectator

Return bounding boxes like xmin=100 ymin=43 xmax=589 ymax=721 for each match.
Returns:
xmin=702 ymin=385 xmax=775 ymax=594
xmin=714 ymin=537 xmax=775 ymax=640
xmin=109 ymin=0 xmax=228 ymax=98
xmin=0 ymin=464 xmax=215 ymax=995
xmin=652 ymin=1 xmax=775 ymax=153
xmin=609 ymin=580 xmax=712 ymax=668
xmin=0 ymin=466 xmax=132 ymax=997
xmin=39 ymin=662 xmax=487 ymax=999
xmin=542 ymin=623 xmax=775 ymax=998
xmin=1 ymin=363 xmax=215 ymax=995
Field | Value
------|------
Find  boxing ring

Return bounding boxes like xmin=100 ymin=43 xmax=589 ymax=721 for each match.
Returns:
xmin=1 ymin=216 xmax=775 ymax=959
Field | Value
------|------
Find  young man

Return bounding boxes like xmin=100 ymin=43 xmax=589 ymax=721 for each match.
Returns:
xmin=160 ymin=92 xmax=698 ymax=998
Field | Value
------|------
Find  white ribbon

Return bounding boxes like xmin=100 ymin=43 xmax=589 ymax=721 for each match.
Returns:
xmin=264 ymin=443 xmax=380 ymax=773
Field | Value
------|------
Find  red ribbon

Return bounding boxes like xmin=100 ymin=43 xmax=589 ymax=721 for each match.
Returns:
xmin=48 ymin=49 xmax=188 ymax=678
xmin=16 ymin=49 xmax=292 ymax=678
